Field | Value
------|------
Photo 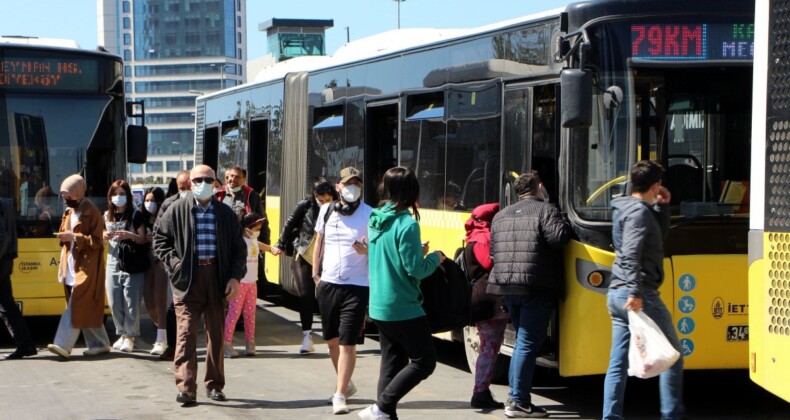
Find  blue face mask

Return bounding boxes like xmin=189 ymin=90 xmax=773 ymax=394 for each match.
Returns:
xmin=192 ymin=182 xmax=213 ymax=201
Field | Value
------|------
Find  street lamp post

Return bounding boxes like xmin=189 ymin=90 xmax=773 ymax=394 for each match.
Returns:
xmin=393 ymin=0 xmax=405 ymax=29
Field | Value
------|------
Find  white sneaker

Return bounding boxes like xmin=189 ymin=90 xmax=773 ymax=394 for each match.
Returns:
xmin=327 ymin=380 xmax=357 ymax=404
xmin=150 ymin=341 xmax=167 ymax=355
xmin=332 ymin=393 xmax=349 ymax=415
xmin=112 ymin=337 xmax=124 ymax=350
xmin=358 ymin=404 xmax=390 ymax=420
xmin=299 ymin=333 xmax=315 ymax=354
xmin=83 ymin=346 xmax=110 ymax=356
xmin=120 ymin=337 xmax=135 ymax=353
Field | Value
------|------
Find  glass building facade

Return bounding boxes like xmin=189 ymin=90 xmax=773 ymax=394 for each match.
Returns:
xmin=98 ymin=0 xmax=246 ymax=184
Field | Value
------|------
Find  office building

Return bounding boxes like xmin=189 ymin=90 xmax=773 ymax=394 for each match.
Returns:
xmin=98 ymin=0 xmax=246 ymax=184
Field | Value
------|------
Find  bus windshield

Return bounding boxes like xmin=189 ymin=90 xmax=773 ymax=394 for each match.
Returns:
xmin=0 ymin=92 xmax=122 ymax=237
xmin=570 ymin=18 xmax=753 ymax=222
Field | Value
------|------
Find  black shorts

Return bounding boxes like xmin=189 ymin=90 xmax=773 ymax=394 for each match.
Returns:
xmin=316 ymin=281 xmax=369 ymax=345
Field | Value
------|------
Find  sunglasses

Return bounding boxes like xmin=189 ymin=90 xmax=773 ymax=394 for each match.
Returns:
xmin=191 ymin=177 xmax=215 ymax=184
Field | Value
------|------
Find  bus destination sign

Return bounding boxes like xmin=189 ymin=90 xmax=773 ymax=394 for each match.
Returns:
xmin=0 ymin=56 xmax=99 ymax=91
xmin=631 ymin=23 xmax=753 ymax=61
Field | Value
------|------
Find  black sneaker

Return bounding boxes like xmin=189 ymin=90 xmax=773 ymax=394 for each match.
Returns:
xmin=471 ymin=389 xmax=505 ymax=409
xmin=504 ymin=399 xmax=548 ymax=418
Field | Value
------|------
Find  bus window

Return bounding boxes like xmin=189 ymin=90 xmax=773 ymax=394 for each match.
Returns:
xmin=218 ymin=120 xmax=240 ymax=178
xmin=401 ymin=92 xmax=446 ymax=209
xmin=310 ymin=105 xmax=345 ymax=182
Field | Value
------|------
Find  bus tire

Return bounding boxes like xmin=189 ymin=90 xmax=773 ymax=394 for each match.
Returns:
xmin=462 ymin=324 xmax=510 ymax=384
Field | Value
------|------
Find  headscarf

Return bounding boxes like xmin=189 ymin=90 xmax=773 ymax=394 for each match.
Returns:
xmin=60 ymin=174 xmax=86 ymax=199
xmin=464 ymin=202 xmax=499 ymax=244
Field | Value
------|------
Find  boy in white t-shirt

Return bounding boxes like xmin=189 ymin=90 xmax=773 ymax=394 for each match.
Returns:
xmin=312 ymin=166 xmax=372 ymax=415
xmin=224 ymin=213 xmax=269 ymax=358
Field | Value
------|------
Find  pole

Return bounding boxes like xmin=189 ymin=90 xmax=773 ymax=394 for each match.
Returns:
xmin=345 ymin=26 xmax=350 ymax=43
xmin=397 ymin=1 xmax=401 ymax=29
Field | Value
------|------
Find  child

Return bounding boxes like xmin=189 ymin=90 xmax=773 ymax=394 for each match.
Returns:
xmin=224 ymin=212 xmax=268 ymax=357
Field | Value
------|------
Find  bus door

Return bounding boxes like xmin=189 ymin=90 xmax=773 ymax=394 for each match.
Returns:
xmin=248 ymin=117 xmax=269 ymax=297
xmin=502 ymin=83 xmax=560 ymax=205
xmin=202 ymin=125 xmax=220 ymax=171
xmin=364 ymin=100 xmax=399 ymax=204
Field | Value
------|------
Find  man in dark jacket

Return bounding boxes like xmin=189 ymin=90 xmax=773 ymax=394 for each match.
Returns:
xmin=154 ymin=164 xmax=247 ymax=406
xmin=215 ymin=166 xmax=270 ymax=244
xmin=602 ymin=160 xmax=684 ymax=420
xmin=0 ymin=198 xmax=37 ymax=359
xmin=488 ymin=170 xmax=571 ymax=418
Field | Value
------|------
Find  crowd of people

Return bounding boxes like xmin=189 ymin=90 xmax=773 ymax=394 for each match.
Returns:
xmin=0 ymin=161 xmax=685 ymax=419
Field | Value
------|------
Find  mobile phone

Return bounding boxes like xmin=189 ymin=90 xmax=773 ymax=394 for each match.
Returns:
xmin=354 ymin=240 xmax=367 ymax=246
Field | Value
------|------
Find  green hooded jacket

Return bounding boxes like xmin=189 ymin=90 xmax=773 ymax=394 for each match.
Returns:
xmin=368 ymin=202 xmax=440 ymax=321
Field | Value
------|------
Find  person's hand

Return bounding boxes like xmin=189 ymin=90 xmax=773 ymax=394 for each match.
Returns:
xmin=57 ymin=231 xmax=75 ymax=242
xmin=102 ymin=230 xmax=113 ymax=242
xmin=312 ymin=274 xmax=321 ymax=286
xmin=623 ymin=296 xmax=643 ymax=312
xmin=146 ymin=232 xmax=154 ymax=243
xmin=656 ymin=186 xmax=671 ymax=204
xmin=352 ymin=238 xmax=368 ymax=255
xmin=435 ymin=250 xmax=446 ymax=263
xmin=422 ymin=241 xmax=430 ymax=256
xmin=270 ymin=246 xmax=282 ymax=256
xmin=225 ymin=278 xmax=240 ymax=301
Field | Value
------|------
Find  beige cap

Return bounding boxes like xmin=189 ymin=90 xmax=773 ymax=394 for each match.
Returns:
xmin=339 ymin=166 xmax=362 ymax=184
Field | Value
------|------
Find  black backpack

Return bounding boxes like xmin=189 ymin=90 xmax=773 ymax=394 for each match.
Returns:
xmin=420 ymin=258 xmax=471 ymax=333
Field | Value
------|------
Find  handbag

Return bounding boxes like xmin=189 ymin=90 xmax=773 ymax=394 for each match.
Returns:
xmin=118 ymin=239 xmax=151 ymax=274
xmin=627 ymin=310 xmax=681 ymax=378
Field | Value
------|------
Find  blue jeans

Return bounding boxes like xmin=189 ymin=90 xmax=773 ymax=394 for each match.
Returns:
xmin=603 ymin=287 xmax=685 ymax=420
xmin=106 ymin=250 xmax=144 ymax=337
xmin=504 ymin=294 xmax=554 ymax=406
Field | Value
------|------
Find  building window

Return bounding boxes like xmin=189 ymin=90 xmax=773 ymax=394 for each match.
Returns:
xmin=237 ymin=48 xmax=242 ymax=60
xmin=125 ymin=82 xmax=132 ymax=93
xmin=146 ymin=162 xmax=164 ymax=172
xmin=237 ymin=32 xmax=242 ymax=44
xmin=237 ymin=16 xmax=242 ymax=28
xmin=124 ymin=50 xmax=131 ymax=61
xmin=123 ymin=34 xmax=131 ymax=45
xmin=237 ymin=0 xmax=241 ymax=11
xmin=123 ymin=17 xmax=131 ymax=29
xmin=123 ymin=1 xmax=130 ymax=13
xmin=124 ymin=66 xmax=131 ymax=77
xmin=166 ymin=161 xmax=182 ymax=172
xmin=238 ymin=65 xmax=242 ymax=76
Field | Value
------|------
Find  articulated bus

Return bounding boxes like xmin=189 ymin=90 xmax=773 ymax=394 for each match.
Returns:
xmin=748 ymin=0 xmax=790 ymax=403
xmin=195 ymin=0 xmax=755 ymax=376
xmin=0 ymin=37 xmax=147 ymax=316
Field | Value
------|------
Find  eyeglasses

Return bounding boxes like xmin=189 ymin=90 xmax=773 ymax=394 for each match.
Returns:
xmin=191 ymin=177 xmax=214 ymax=184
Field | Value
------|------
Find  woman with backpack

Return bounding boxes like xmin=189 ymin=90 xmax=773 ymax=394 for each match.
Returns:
xmin=103 ymin=180 xmax=148 ymax=353
xmin=462 ymin=203 xmax=508 ymax=409
xmin=361 ymin=166 xmax=445 ymax=420
xmin=270 ymin=178 xmax=337 ymax=354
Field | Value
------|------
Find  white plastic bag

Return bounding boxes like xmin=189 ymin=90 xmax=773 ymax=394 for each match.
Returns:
xmin=627 ymin=310 xmax=681 ymax=378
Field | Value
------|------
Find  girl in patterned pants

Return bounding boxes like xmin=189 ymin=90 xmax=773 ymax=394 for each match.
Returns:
xmin=224 ymin=213 xmax=266 ymax=358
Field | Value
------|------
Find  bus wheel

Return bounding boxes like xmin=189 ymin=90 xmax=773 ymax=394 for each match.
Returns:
xmin=462 ymin=324 xmax=510 ymax=384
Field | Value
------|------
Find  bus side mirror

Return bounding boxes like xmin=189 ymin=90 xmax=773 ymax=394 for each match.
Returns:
xmin=561 ymin=69 xmax=592 ymax=128
xmin=127 ymin=125 xmax=148 ymax=164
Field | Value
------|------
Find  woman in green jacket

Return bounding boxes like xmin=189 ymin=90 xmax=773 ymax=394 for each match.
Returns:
xmin=360 ymin=166 xmax=445 ymax=420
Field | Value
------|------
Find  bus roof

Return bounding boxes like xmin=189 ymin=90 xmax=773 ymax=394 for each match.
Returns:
xmin=0 ymin=36 xmax=81 ymax=49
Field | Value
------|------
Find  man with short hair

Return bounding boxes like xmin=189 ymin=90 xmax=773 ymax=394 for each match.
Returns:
xmin=154 ymin=165 xmax=247 ymax=406
xmin=0 ymin=197 xmax=37 ymax=359
xmin=312 ymin=166 xmax=372 ymax=415
xmin=488 ymin=170 xmax=571 ymax=418
xmin=215 ymin=166 xmax=270 ymax=244
xmin=603 ymin=160 xmax=684 ymax=420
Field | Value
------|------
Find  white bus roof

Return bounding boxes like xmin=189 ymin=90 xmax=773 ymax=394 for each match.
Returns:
xmin=0 ymin=36 xmax=81 ymax=49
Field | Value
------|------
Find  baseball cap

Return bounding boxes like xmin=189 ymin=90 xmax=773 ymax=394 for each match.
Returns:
xmin=339 ymin=166 xmax=363 ymax=184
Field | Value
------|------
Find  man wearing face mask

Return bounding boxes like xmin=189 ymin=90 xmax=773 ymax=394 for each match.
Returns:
xmin=154 ymin=165 xmax=247 ymax=406
xmin=214 ymin=166 xmax=270 ymax=245
xmin=312 ymin=166 xmax=372 ymax=415
xmin=154 ymin=170 xmax=191 ymax=361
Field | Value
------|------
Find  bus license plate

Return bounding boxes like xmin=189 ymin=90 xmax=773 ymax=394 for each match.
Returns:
xmin=726 ymin=325 xmax=748 ymax=342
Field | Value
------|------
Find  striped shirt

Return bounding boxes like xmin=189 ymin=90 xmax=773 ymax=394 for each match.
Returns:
xmin=192 ymin=198 xmax=217 ymax=260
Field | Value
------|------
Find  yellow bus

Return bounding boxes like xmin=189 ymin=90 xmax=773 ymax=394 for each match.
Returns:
xmin=747 ymin=0 xmax=790 ymax=403
xmin=195 ymin=0 xmax=755 ymax=376
xmin=1 ymin=37 xmax=147 ymax=316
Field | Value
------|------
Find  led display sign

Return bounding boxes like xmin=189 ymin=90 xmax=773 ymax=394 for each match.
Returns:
xmin=0 ymin=54 xmax=100 ymax=91
xmin=631 ymin=23 xmax=753 ymax=61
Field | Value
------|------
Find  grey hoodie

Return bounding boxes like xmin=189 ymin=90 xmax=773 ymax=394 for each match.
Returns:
xmin=610 ymin=196 xmax=670 ymax=297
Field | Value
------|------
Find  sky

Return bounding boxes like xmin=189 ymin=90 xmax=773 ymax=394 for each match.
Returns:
xmin=0 ymin=0 xmax=570 ymax=59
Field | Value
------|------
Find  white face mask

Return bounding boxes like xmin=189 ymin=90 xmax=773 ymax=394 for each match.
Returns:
xmin=178 ymin=190 xmax=188 ymax=198
xmin=144 ymin=201 xmax=158 ymax=213
xmin=111 ymin=195 xmax=127 ymax=207
xmin=192 ymin=182 xmax=213 ymax=201
xmin=229 ymin=185 xmax=242 ymax=193
xmin=341 ymin=184 xmax=361 ymax=203
xmin=244 ymin=228 xmax=258 ymax=238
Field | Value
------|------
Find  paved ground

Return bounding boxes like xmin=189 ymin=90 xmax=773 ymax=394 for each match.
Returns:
xmin=0 ymin=297 xmax=787 ymax=419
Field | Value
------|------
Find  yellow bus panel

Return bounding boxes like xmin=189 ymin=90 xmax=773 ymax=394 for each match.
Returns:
xmin=13 ymin=238 xmax=65 ymax=316
xmin=265 ymin=195 xmax=281 ymax=285
xmin=749 ymin=233 xmax=790 ymax=402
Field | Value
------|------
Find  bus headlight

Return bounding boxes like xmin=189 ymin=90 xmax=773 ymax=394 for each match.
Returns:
xmin=587 ymin=270 xmax=605 ymax=287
